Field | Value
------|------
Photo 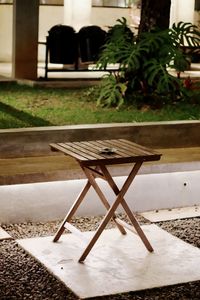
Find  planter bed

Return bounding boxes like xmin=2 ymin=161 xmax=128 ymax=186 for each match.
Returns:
xmin=0 ymin=121 xmax=200 ymax=185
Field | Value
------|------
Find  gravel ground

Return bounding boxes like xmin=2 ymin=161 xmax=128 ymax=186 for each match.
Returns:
xmin=1 ymin=215 xmax=200 ymax=300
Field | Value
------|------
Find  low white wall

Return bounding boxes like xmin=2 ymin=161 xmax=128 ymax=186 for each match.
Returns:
xmin=1 ymin=170 xmax=199 ymax=224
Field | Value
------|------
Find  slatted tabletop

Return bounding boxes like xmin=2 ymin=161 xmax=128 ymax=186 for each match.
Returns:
xmin=50 ymin=139 xmax=161 ymax=166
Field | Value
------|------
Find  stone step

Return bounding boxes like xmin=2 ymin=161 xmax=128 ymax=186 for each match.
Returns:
xmin=0 ymin=147 xmax=200 ymax=185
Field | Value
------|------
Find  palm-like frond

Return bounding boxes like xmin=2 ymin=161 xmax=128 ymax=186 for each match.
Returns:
xmin=140 ymin=29 xmax=170 ymax=52
xmin=97 ymin=74 xmax=127 ymax=108
xmin=170 ymin=22 xmax=200 ymax=47
xmin=144 ymin=59 xmax=180 ymax=93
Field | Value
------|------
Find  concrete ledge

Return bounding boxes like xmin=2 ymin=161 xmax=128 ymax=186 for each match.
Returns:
xmin=0 ymin=121 xmax=200 ymax=185
xmin=17 ymin=78 xmax=101 ymax=89
xmin=0 ymin=121 xmax=200 ymax=158
xmin=0 ymin=147 xmax=200 ymax=185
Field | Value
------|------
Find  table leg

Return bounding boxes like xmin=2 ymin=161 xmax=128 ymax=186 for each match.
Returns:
xmin=53 ymin=180 xmax=91 ymax=242
xmin=78 ymin=162 xmax=142 ymax=262
xmin=100 ymin=164 xmax=154 ymax=252
xmin=82 ymin=165 xmax=126 ymax=235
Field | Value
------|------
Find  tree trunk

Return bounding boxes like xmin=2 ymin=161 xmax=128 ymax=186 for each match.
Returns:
xmin=138 ymin=0 xmax=171 ymax=35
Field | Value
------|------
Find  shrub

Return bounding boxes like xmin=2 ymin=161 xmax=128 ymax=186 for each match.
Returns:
xmin=96 ymin=19 xmax=200 ymax=108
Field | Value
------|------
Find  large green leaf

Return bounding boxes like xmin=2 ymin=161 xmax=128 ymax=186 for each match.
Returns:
xmin=97 ymin=74 xmax=127 ymax=108
xmin=170 ymin=22 xmax=200 ymax=47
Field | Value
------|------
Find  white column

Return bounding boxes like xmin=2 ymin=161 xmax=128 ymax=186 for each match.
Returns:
xmin=64 ymin=0 xmax=92 ymax=31
xmin=63 ymin=0 xmax=73 ymax=25
xmin=12 ymin=0 xmax=39 ymax=79
xmin=170 ymin=0 xmax=195 ymax=26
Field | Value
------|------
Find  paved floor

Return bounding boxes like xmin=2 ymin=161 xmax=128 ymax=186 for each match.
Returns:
xmin=1 ymin=213 xmax=200 ymax=300
xmin=17 ymin=225 xmax=200 ymax=299
xmin=0 ymin=227 xmax=12 ymax=240
xmin=141 ymin=205 xmax=200 ymax=222
xmin=1 ymin=62 xmax=200 ymax=86
xmin=0 ymin=62 xmax=108 ymax=88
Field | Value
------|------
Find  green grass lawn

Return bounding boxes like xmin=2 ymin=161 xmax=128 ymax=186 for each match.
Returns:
xmin=0 ymin=83 xmax=200 ymax=129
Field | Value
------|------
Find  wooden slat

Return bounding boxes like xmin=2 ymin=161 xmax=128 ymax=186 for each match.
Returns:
xmin=98 ymin=139 xmax=142 ymax=157
xmin=109 ymin=139 xmax=146 ymax=155
xmin=93 ymin=139 xmax=156 ymax=157
xmin=94 ymin=139 xmax=160 ymax=159
xmin=76 ymin=141 xmax=115 ymax=159
xmin=119 ymin=139 xmax=160 ymax=155
xmin=80 ymin=140 xmax=122 ymax=158
xmin=50 ymin=143 xmax=87 ymax=161
xmin=114 ymin=139 xmax=161 ymax=159
xmin=66 ymin=141 xmax=103 ymax=159
xmin=87 ymin=140 xmax=123 ymax=158
xmin=108 ymin=139 xmax=153 ymax=156
xmin=58 ymin=143 xmax=97 ymax=160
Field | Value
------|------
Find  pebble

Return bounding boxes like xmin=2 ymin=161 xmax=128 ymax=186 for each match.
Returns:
xmin=1 ymin=215 xmax=200 ymax=299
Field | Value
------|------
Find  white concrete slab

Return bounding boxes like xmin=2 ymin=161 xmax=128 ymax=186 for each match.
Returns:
xmin=0 ymin=227 xmax=12 ymax=240
xmin=141 ymin=205 xmax=200 ymax=222
xmin=17 ymin=225 xmax=200 ymax=299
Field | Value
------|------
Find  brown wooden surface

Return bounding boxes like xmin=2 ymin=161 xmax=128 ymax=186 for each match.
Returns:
xmin=50 ymin=139 xmax=162 ymax=166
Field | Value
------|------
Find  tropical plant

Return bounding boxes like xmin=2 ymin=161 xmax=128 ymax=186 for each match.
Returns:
xmin=169 ymin=22 xmax=200 ymax=72
xmin=97 ymin=73 xmax=127 ymax=108
xmin=96 ymin=19 xmax=200 ymax=108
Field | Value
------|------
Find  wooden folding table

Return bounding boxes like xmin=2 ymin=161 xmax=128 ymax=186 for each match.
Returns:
xmin=50 ymin=139 xmax=161 ymax=262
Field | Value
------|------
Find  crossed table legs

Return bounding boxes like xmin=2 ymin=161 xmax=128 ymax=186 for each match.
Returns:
xmin=53 ymin=161 xmax=153 ymax=262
